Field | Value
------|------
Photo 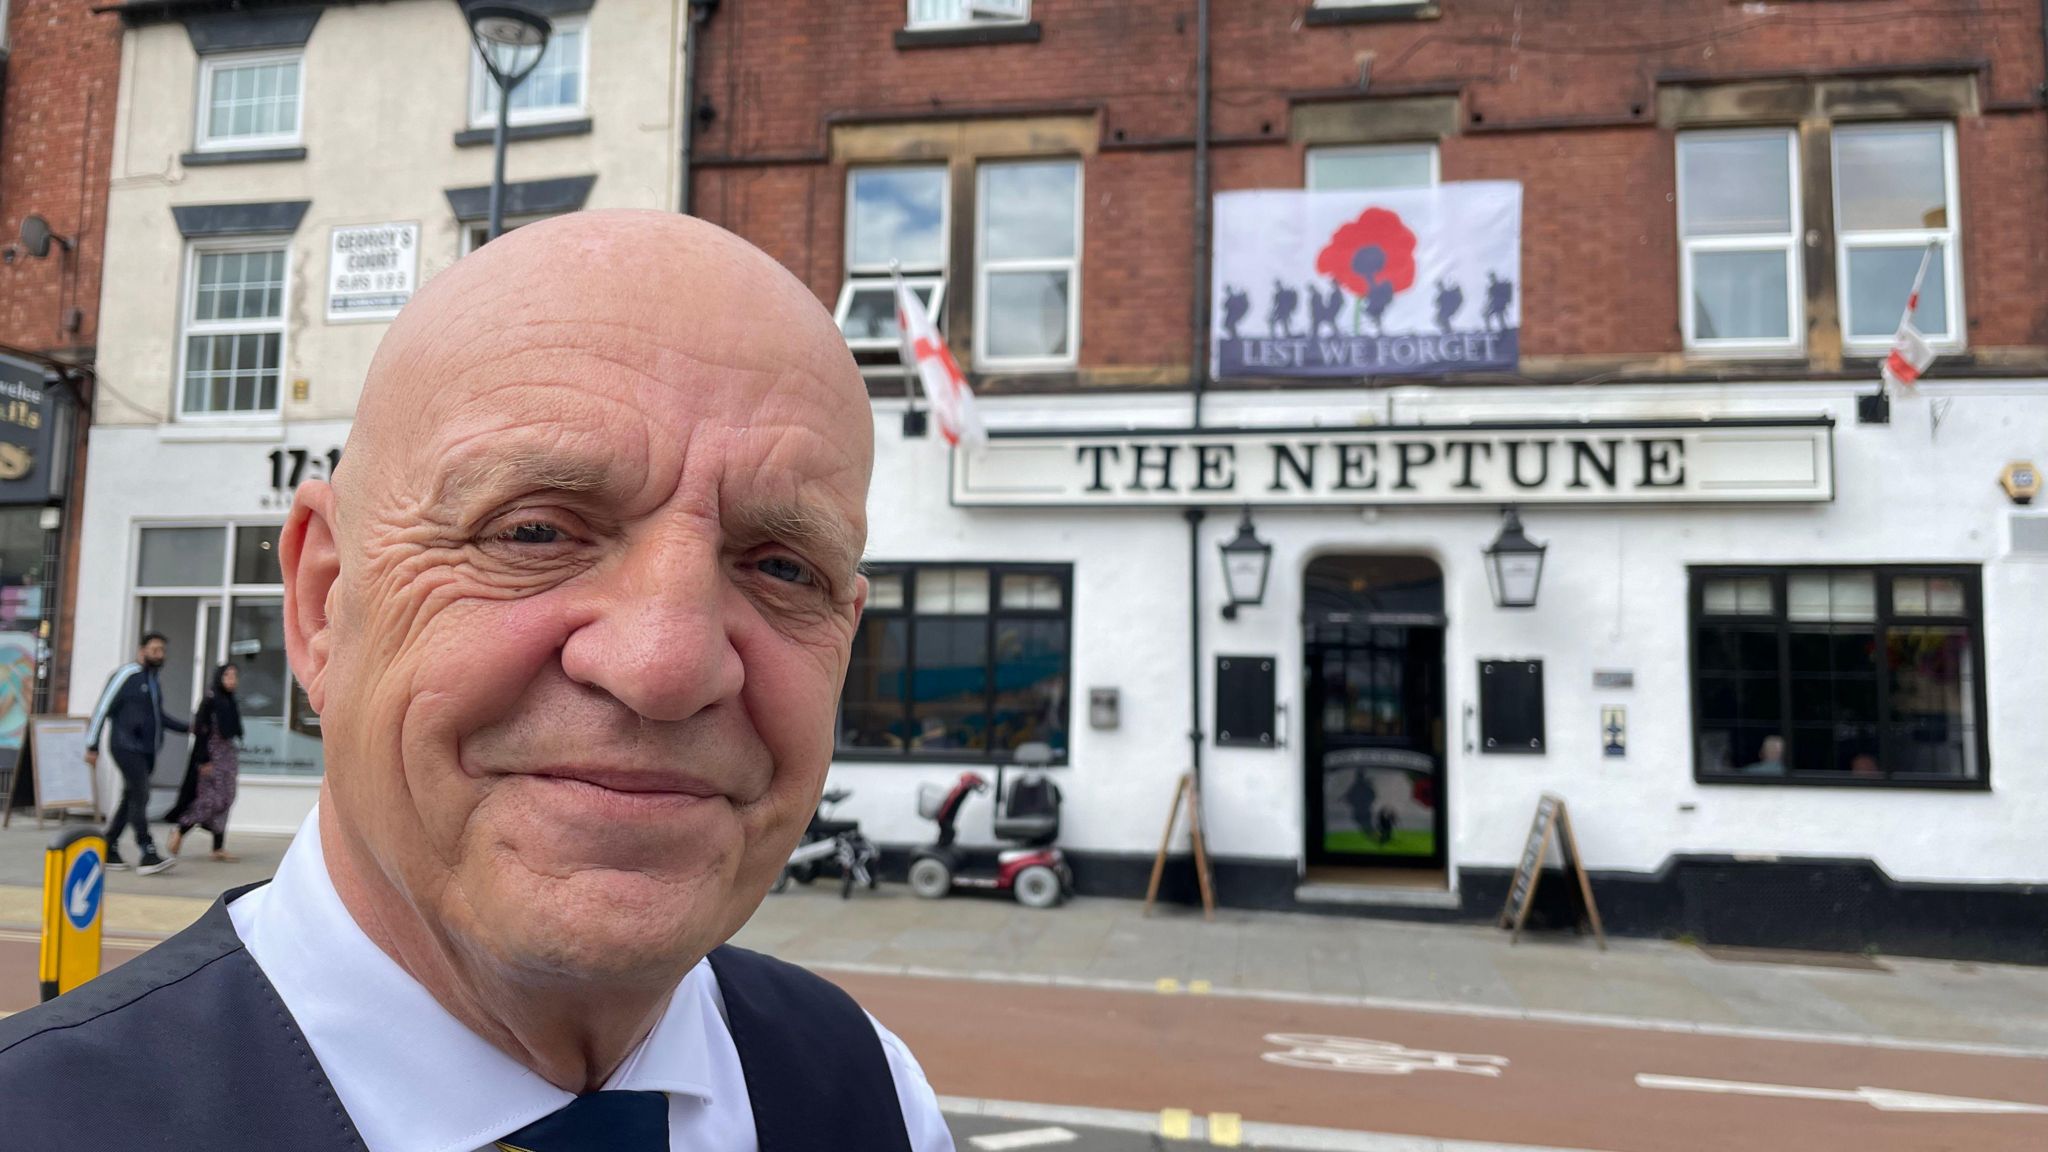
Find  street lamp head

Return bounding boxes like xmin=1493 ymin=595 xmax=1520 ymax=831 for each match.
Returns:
xmin=1483 ymin=507 xmax=1547 ymax=610
xmin=1218 ymin=505 xmax=1274 ymax=621
xmin=468 ymin=3 xmax=552 ymax=89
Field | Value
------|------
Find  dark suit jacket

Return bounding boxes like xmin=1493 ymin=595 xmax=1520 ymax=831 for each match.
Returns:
xmin=0 ymin=885 xmax=913 ymax=1151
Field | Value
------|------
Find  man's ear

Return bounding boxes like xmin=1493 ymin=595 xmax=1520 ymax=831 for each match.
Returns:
xmin=280 ymin=480 xmax=340 ymax=715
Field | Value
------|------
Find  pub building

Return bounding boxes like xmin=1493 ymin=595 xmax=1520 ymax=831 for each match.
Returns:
xmin=681 ymin=2 xmax=2048 ymax=963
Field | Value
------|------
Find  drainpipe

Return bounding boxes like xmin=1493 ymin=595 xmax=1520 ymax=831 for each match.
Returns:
xmin=1188 ymin=0 xmax=1211 ymax=429
xmin=677 ymin=0 xmax=718 ymax=215
xmin=1185 ymin=509 xmax=1206 ymax=798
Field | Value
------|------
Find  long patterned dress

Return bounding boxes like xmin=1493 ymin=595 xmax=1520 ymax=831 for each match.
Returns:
xmin=183 ymin=711 xmax=239 ymax=837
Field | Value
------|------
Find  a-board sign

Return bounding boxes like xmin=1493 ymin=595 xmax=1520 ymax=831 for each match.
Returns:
xmin=1497 ymin=793 xmax=1605 ymax=949
xmin=2 ymin=716 xmax=96 ymax=827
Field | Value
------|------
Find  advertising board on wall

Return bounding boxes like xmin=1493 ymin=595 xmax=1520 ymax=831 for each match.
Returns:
xmin=326 ymin=222 xmax=420 ymax=321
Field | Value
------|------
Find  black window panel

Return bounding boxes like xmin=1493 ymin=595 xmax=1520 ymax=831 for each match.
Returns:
xmin=1691 ymin=566 xmax=1989 ymax=789
xmin=835 ymin=563 xmax=1073 ymax=764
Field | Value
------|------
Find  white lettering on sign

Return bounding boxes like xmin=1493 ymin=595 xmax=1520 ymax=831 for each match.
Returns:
xmin=952 ymin=421 xmax=1834 ymax=507
xmin=1261 ymin=1033 xmax=1510 ymax=1077
xmin=327 ymin=222 xmax=420 ymax=321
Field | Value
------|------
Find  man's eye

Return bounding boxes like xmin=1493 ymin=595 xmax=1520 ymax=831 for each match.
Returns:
xmin=498 ymin=523 xmax=563 ymax=545
xmin=757 ymin=556 xmax=813 ymax=585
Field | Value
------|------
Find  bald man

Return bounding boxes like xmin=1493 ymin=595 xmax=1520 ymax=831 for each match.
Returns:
xmin=0 ymin=213 xmax=951 ymax=1152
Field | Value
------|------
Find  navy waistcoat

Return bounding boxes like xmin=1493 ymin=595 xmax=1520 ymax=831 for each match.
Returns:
xmin=0 ymin=885 xmax=913 ymax=1152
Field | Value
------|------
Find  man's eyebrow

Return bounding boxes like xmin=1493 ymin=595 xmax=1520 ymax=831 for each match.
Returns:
xmin=729 ymin=501 xmax=862 ymax=574
xmin=431 ymin=448 xmax=618 ymax=508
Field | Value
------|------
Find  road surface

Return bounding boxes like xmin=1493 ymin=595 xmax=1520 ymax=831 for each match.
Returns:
xmin=6 ymin=932 xmax=2047 ymax=1150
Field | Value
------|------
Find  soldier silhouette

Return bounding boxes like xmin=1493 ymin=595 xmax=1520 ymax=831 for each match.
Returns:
xmin=1434 ymin=279 xmax=1464 ymax=333
xmin=1484 ymin=272 xmax=1515 ymax=332
xmin=1220 ymin=285 xmax=1249 ymax=341
xmin=1362 ymin=278 xmax=1396 ymax=336
xmin=1268 ymin=279 xmax=1300 ymax=338
xmin=1309 ymin=282 xmax=1345 ymax=339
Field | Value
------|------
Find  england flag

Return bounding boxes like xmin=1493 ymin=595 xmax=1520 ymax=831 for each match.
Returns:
xmin=895 ymin=274 xmax=984 ymax=447
xmin=1881 ymin=243 xmax=1940 ymax=392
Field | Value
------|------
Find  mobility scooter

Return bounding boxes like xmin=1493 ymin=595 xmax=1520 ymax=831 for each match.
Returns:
xmin=908 ymin=742 xmax=1071 ymax=909
xmin=773 ymin=786 xmax=879 ymax=899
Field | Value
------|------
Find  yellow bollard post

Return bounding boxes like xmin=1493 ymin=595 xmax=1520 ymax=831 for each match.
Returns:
xmin=39 ymin=828 xmax=105 ymax=1001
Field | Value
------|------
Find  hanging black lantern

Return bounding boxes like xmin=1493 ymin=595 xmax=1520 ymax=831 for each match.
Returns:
xmin=1218 ymin=506 xmax=1272 ymax=620
xmin=1483 ymin=507 xmax=1547 ymax=609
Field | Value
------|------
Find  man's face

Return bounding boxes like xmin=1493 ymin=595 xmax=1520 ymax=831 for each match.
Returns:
xmin=140 ymin=639 xmax=166 ymax=668
xmin=295 ymin=216 xmax=872 ymax=985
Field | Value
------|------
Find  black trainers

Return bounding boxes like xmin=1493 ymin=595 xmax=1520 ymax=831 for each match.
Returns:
xmin=105 ymin=853 xmax=130 ymax=871
xmin=137 ymin=852 xmax=176 ymax=876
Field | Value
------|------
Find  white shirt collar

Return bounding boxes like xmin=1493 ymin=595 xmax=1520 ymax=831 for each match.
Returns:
xmin=229 ymin=807 xmax=721 ymax=1152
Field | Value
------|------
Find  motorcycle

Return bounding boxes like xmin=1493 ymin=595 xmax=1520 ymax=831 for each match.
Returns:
xmin=773 ymin=786 xmax=880 ymax=899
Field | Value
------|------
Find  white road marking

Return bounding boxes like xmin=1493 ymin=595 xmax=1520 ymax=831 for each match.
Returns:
xmin=968 ymin=1127 xmax=1078 ymax=1150
xmin=941 ymin=1096 xmax=1605 ymax=1152
xmin=1636 ymin=1074 xmax=2048 ymax=1116
xmin=1263 ymin=1034 xmax=1509 ymax=1077
xmin=815 ymin=960 xmax=2048 ymax=1061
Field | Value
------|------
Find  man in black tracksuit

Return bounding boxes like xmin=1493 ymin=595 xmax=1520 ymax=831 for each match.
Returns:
xmin=85 ymin=632 xmax=189 ymax=874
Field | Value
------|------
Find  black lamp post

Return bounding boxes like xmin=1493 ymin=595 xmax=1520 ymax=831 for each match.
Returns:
xmin=1483 ymin=507 xmax=1547 ymax=609
xmin=467 ymin=3 xmax=552 ymax=244
xmin=1218 ymin=506 xmax=1272 ymax=620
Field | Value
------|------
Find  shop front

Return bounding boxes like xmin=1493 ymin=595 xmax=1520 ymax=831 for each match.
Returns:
xmin=73 ymin=422 xmax=348 ymax=833
xmin=0 ymin=353 xmax=78 ymax=802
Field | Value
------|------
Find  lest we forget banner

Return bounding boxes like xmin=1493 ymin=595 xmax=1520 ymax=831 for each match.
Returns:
xmin=1211 ymin=182 xmax=1522 ymax=380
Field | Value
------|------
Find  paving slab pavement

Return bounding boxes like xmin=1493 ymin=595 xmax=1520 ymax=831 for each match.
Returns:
xmin=2 ymin=815 xmax=2044 ymax=1052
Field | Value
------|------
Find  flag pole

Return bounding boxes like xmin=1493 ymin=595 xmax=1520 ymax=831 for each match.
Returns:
xmin=890 ymin=261 xmax=927 ymax=438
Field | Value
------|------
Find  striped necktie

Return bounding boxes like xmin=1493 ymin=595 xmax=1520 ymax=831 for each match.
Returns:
xmin=495 ymin=1091 xmax=668 ymax=1152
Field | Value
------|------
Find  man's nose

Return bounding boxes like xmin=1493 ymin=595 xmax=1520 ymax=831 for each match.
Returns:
xmin=557 ymin=531 xmax=745 ymax=723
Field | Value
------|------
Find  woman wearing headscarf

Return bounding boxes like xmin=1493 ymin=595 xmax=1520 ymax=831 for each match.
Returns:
xmin=166 ymin=663 xmax=242 ymax=861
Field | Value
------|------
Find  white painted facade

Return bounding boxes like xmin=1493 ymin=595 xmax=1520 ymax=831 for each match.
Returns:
xmin=75 ymin=0 xmax=684 ymax=822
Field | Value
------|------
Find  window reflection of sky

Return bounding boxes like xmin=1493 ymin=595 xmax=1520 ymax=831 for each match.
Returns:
xmin=983 ymin=162 xmax=1077 ymax=260
xmin=852 ymin=168 xmax=945 ymax=269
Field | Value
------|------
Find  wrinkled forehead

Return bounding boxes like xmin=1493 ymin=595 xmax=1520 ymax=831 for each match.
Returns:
xmin=379 ymin=321 xmax=871 ymax=562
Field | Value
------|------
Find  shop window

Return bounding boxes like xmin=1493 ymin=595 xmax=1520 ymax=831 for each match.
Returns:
xmin=907 ymin=0 xmax=1028 ymax=28
xmin=179 ymin=244 xmax=288 ymax=418
xmin=134 ymin=523 xmax=322 ymax=778
xmin=1833 ymin=122 xmax=1961 ymax=352
xmin=975 ymin=159 xmax=1081 ymax=371
xmin=838 ymin=564 xmax=1071 ymax=763
xmin=470 ymin=17 xmax=588 ymax=127
xmin=1691 ymin=566 xmax=1987 ymax=787
xmin=835 ymin=166 xmax=948 ymax=354
xmin=196 ymin=51 xmax=303 ymax=152
xmin=1676 ymin=129 xmax=1802 ymax=356
xmin=1305 ymin=143 xmax=1439 ymax=191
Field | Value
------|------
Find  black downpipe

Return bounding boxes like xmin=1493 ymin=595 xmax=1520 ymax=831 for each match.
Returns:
xmin=1185 ymin=509 xmax=1206 ymax=795
xmin=1188 ymin=0 xmax=1212 ymax=429
xmin=678 ymin=0 xmax=718 ymax=214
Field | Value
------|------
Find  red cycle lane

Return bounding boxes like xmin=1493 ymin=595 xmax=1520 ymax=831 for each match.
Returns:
xmin=836 ymin=970 xmax=2048 ymax=1152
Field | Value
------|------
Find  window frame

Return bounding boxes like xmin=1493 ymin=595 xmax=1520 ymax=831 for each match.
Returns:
xmin=194 ymin=49 xmax=306 ymax=153
xmin=1676 ymin=127 xmax=1804 ymax=358
xmin=467 ymin=15 xmax=590 ymax=129
xmin=175 ymin=238 xmax=292 ymax=422
xmin=905 ymin=0 xmax=1029 ymax=30
xmin=973 ymin=158 xmax=1083 ymax=373
xmin=460 ymin=214 xmax=552 ymax=256
xmin=1305 ymin=142 xmax=1440 ymax=191
xmin=839 ymin=165 xmax=950 ymax=353
xmin=835 ymin=562 xmax=1074 ymax=766
xmin=130 ymin=519 xmax=324 ymax=780
xmin=1831 ymin=120 xmax=1964 ymax=356
xmin=1688 ymin=564 xmax=1991 ymax=790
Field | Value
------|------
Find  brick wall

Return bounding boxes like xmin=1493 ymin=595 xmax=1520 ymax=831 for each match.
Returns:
xmin=0 ymin=0 xmax=120 ymax=358
xmin=691 ymin=0 xmax=2048 ymax=379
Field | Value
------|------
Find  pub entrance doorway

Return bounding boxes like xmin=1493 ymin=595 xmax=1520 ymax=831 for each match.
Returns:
xmin=1303 ymin=555 xmax=1447 ymax=876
